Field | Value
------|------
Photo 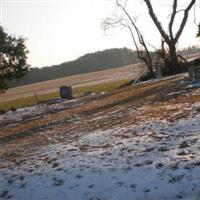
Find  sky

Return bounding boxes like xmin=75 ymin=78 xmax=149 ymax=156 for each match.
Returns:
xmin=0 ymin=0 xmax=200 ymax=68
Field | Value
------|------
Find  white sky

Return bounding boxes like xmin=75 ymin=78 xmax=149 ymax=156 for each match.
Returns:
xmin=0 ymin=0 xmax=200 ymax=68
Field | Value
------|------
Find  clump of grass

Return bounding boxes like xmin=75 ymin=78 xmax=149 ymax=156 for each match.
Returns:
xmin=0 ymin=78 xmax=131 ymax=112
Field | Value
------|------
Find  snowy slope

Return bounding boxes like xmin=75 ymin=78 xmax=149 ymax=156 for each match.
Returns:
xmin=1 ymin=78 xmax=200 ymax=200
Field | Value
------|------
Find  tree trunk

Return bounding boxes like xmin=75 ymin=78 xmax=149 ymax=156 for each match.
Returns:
xmin=168 ymin=42 xmax=179 ymax=74
xmin=143 ymin=0 xmax=196 ymax=74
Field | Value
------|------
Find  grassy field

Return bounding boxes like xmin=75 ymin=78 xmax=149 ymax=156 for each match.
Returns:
xmin=0 ymin=78 xmax=132 ymax=111
xmin=0 ymin=63 xmax=142 ymax=103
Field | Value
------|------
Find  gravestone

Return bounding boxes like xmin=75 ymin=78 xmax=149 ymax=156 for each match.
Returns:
xmin=59 ymin=86 xmax=73 ymax=99
xmin=155 ymin=65 xmax=162 ymax=79
xmin=193 ymin=66 xmax=200 ymax=80
xmin=188 ymin=65 xmax=200 ymax=80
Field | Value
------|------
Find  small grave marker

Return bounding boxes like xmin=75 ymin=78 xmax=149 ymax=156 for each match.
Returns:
xmin=188 ymin=65 xmax=200 ymax=80
xmin=59 ymin=86 xmax=73 ymax=99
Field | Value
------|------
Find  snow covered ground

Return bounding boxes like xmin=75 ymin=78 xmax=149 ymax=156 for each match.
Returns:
xmin=1 ymin=78 xmax=200 ymax=200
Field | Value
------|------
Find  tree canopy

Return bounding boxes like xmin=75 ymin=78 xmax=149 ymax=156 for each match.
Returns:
xmin=0 ymin=26 xmax=29 ymax=92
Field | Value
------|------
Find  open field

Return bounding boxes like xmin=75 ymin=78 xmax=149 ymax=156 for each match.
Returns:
xmin=1 ymin=52 xmax=199 ymax=105
xmin=1 ymin=74 xmax=200 ymax=199
xmin=0 ymin=78 xmax=132 ymax=111
xmin=0 ymin=63 xmax=143 ymax=103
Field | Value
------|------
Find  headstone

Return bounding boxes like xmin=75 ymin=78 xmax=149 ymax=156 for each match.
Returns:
xmin=194 ymin=66 xmax=200 ymax=80
xmin=59 ymin=86 xmax=73 ymax=99
xmin=155 ymin=65 xmax=162 ymax=79
xmin=188 ymin=67 xmax=194 ymax=80
xmin=188 ymin=65 xmax=200 ymax=80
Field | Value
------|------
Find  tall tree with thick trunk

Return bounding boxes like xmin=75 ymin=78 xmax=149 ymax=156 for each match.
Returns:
xmin=143 ymin=0 xmax=196 ymax=73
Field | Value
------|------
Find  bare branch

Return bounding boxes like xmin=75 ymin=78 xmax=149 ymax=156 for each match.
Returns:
xmin=147 ymin=42 xmax=157 ymax=51
xmin=104 ymin=0 xmax=154 ymax=75
xmin=124 ymin=0 xmax=128 ymax=9
xmin=169 ymin=0 xmax=178 ymax=40
xmin=174 ymin=0 xmax=196 ymax=42
xmin=193 ymin=4 xmax=199 ymax=26
xmin=177 ymin=54 xmax=189 ymax=65
xmin=143 ymin=0 xmax=170 ymax=44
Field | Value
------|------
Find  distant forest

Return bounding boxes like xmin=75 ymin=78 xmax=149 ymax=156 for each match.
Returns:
xmin=9 ymin=46 xmax=200 ymax=87
xmin=9 ymin=48 xmax=139 ymax=87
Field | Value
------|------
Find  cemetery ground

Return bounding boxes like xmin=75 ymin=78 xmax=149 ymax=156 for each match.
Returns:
xmin=1 ymin=74 xmax=200 ymax=199
xmin=0 ymin=78 xmax=132 ymax=112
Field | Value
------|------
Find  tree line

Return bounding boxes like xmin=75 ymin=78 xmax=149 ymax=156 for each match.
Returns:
xmin=9 ymin=46 xmax=200 ymax=88
xmin=9 ymin=48 xmax=139 ymax=87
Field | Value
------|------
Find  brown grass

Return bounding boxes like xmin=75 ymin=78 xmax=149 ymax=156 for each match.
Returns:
xmin=0 ymin=74 xmax=198 ymax=159
xmin=0 ymin=63 xmax=143 ymax=103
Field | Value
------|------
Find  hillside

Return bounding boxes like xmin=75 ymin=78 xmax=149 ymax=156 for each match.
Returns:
xmin=1 ymin=74 xmax=200 ymax=199
xmin=9 ymin=46 xmax=200 ymax=88
xmin=9 ymin=48 xmax=139 ymax=87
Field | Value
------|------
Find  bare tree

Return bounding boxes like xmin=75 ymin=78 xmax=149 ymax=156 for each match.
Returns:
xmin=103 ymin=0 xmax=154 ymax=77
xmin=143 ymin=0 xmax=196 ymax=73
xmin=105 ymin=0 xmax=197 ymax=76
